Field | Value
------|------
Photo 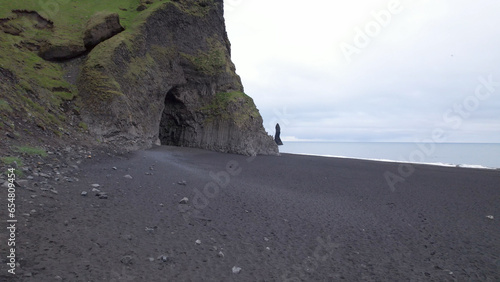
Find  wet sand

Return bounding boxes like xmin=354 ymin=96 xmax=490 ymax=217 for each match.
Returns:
xmin=4 ymin=145 xmax=500 ymax=281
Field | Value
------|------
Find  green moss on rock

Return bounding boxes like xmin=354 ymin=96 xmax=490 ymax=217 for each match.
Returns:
xmin=172 ymin=0 xmax=215 ymax=17
xmin=0 ymin=100 xmax=13 ymax=113
xmin=201 ymin=91 xmax=260 ymax=127
xmin=181 ymin=38 xmax=227 ymax=76
xmin=13 ymin=145 xmax=47 ymax=156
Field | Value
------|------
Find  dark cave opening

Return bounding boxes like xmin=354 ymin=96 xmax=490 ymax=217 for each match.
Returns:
xmin=159 ymin=87 xmax=193 ymax=146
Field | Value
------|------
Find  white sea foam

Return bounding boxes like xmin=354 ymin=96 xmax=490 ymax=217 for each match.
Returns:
xmin=280 ymin=142 xmax=500 ymax=169
xmin=284 ymin=152 xmax=498 ymax=170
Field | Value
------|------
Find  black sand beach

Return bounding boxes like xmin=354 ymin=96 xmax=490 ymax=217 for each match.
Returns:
xmin=2 ymin=145 xmax=499 ymax=281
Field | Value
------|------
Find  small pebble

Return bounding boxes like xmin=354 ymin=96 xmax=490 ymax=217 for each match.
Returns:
xmin=120 ymin=255 xmax=134 ymax=265
xmin=195 ymin=239 xmax=201 ymax=245
xmin=157 ymin=255 xmax=168 ymax=262
xmin=232 ymin=266 xmax=242 ymax=274
xmin=179 ymin=197 xmax=189 ymax=204
xmin=81 ymin=191 xmax=88 ymax=196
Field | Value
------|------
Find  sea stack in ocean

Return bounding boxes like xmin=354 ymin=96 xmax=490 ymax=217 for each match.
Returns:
xmin=274 ymin=123 xmax=283 ymax=146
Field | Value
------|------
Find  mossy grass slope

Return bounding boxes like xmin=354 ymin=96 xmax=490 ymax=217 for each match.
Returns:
xmin=0 ymin=0 xmax=168 ymax=135
xmin=13 ymin=145 xmax=48 ymax=157
xmin=0 ymin=0 xmax=167 ymax=45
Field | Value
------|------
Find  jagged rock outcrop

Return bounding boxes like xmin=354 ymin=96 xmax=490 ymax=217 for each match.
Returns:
xmin=77 ymin=0 xmax=278 ymax=155
xmin=39 ymin=12 xmax=125 ymax=61
xmin=83 ymin=12 xmax=124 ymax=49
xmin=274 ymin=123 xmax=283 ymax=146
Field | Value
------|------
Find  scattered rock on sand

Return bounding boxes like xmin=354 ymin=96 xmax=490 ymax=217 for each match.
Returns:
xmin=120 ymin=255 xmax=134 ymax=266
xmin=195 ymin=239 xmax=201 ymax=245
xmin=15 ymin=180 xmax=29 ymax=187
xmin=177 ymin=180 xmax=187 ymax=186
xmin=91 ymin=184 xmax=100 ymax=188
xmin=81 ymin=191 xmax=88 ymax=196
xmin=95 ymin=191 xmax=108 ymax=199
xmin=157 ymin=255 xmax=169 ymax=262
xmin=232 ymin=266 xmax=242 ymax=274
xmin=179 ymin=197 xmax=189 ymax=204
xmin=486 ymin=215 xmax=494 ymax=220
xmin=124 ymin=174 xmax=133 ymax=179
xmin=217 ymin=251 xmax=224 ymax=258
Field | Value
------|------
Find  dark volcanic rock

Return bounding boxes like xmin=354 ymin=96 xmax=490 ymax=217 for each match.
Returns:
xmin=77 ymin=0 xmax=278 ymax=156
xmin=39 ymin=42 xmax=86 ymax=61
xmin=83 ymin=12 xmax=124 ymax=49
xmin=274 ymin=123 xmax=283 ymax=146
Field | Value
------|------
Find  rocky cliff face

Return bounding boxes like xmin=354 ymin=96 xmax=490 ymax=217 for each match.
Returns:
xmin=0 ymin=0 xmax=278 ymax=156
xmin=78 ymin=0 xmax=277 ymax=155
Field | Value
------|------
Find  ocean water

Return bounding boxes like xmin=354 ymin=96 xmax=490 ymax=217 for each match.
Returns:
xmin=279 ymin=142 xmax=500 ymax=169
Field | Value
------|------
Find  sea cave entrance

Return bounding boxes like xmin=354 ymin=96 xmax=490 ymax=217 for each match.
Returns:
xmin=159 ymin=87 xmax=194 ymax=146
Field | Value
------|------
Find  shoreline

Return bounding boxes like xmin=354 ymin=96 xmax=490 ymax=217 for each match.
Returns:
xmin=280 ymin=152 xmax=500 ymax=170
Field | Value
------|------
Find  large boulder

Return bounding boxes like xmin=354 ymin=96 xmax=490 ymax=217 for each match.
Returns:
xmin=83 ymin=12 xmax=124 ymax=49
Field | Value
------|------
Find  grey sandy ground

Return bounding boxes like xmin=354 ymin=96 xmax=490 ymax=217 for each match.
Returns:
xmin=5 ymin=146 xmax=500 ymax=281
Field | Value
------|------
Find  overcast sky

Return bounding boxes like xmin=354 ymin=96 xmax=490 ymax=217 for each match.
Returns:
xmin=223 ymin=0 xmax=500 ymax=143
